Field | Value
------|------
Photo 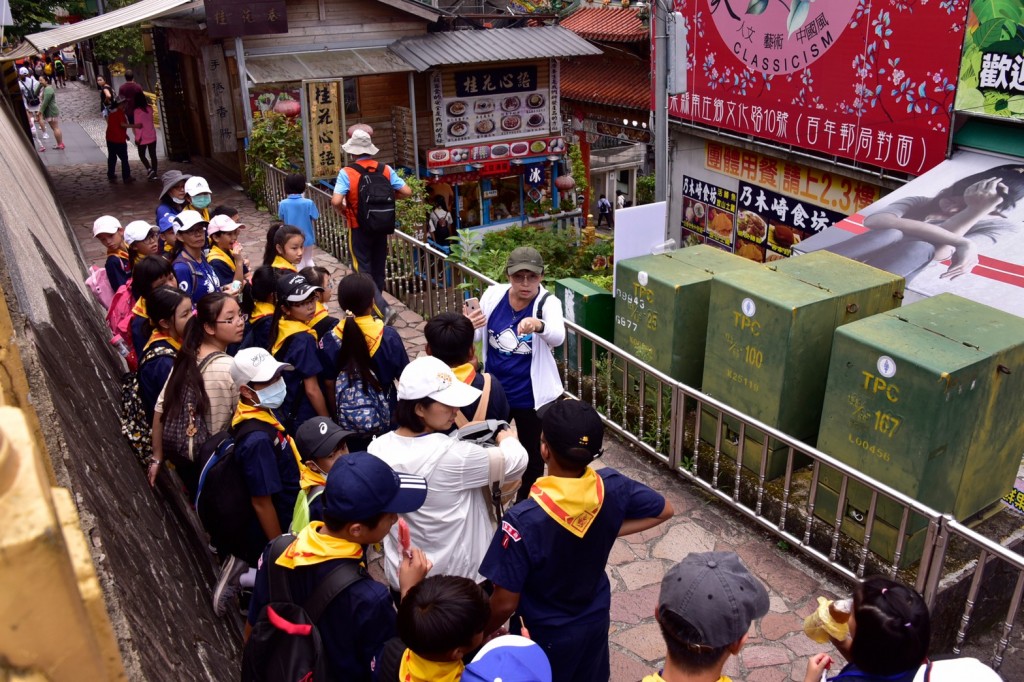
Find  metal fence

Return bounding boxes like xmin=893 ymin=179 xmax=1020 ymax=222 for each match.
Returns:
xmin=254 ymin=159 xmax=1024 ymax=669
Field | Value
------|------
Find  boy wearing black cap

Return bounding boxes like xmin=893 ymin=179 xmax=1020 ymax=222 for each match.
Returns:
xmin=480 ymin=400 xmax=674 ymax=682
xmin=245 ymin=451 xmax=432 ymax=681
xmin=290 ymin=416 xmax=355 ymax=533
xmin=646 ymin=551 xmax=769 ymax=682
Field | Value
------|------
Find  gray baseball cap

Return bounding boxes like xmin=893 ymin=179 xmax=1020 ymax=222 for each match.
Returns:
xmin=506 ymin=246 xmax=544 ymax=275
xmin=658 ymin=551 xmax=769 ymax=648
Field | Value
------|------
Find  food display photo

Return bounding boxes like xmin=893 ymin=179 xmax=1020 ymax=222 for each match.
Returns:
xmin=440 ymin=87 xmax=552 ymax=144
xmin=680 ymin=177 xmax=737 ymax=249
xmin=735 ymin=182 xmax=845 ymax=262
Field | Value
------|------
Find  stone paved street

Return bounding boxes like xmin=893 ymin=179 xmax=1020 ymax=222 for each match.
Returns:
xmin=49 ymin=81 xmax=850 ymax=681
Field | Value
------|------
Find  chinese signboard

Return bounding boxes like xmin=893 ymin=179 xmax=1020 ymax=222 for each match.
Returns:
xmin=202 ymin=45 xmax=236 ymax=154
xmin=705 ymin=141 xmax=881 ymax=214
xmin=670 ymin=1 xmax=968 ymax=174
xmin=680 ymin=176 xmax=736 ymax=249
xmin=426 ymin=135 xmax=566 ymax=170
xmin=203 ymin=0 xmax=287 ymax=38
xmin=736 ymin=182 xmax=845 ymax=263
xmin=432 ymin=61 xmax=559 ymax=147
xmin=305 ymin=80 xmax=342 ymax=181
xmin=956 ymin=0 xmax=1024 ymax=118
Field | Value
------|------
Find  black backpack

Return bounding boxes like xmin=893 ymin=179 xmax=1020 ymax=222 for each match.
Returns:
xmin=241 ymin=535 xmax=365 ymax=682
xmin=433 ymin=211 xmax=451 ymax=244
xmin=194 ymin=419 xmax=279 ymax=560
xmin=350 ymin=163 xmax=396 ymax=235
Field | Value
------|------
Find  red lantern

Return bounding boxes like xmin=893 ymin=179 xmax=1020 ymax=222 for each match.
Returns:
xmin=554 ymin=174 xmax=576 ymax=195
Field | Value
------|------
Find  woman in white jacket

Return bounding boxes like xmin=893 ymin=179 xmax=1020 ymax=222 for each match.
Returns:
xmin=368 ymin=356 xmax=527 ymax=596
xmin=465 ymin=246 xmax=566 ymax=501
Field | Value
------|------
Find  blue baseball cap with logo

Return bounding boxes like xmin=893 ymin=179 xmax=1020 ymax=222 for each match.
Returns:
xmin=322 ymin=451 xmax=428 ymax=522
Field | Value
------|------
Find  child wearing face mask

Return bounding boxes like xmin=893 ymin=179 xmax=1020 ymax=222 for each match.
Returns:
xmin=185 ymin=176 xmax=214 ymax=221
xmin=211 ymin=347 xmax=303 ymax=617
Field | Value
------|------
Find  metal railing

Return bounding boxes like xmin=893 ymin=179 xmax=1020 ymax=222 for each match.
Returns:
xmin=253 ymin=159 xmax=1024 ymax=669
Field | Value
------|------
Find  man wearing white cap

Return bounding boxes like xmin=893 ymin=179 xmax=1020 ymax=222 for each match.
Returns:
xmin=331 ymin=128 xmax=412 ymax=322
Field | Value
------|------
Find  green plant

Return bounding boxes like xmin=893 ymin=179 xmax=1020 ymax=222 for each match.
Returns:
xmin=6 ymin=0 xmax=85 ymax=40
xmin=92 ymin=0 xmax=147 ymax=67
xmin=245 ymin=113 xmax=304 ymax=208
xmin=636 ymin=174 xmax=656 ymax=205
xmin=395 ymin=170 xmax=431 ymax=238
xmin=567 ymin=143 xmax=589 ymax=209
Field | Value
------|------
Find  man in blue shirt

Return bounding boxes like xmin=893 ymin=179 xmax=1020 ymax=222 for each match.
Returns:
xmin=480 ymin=400 xmax=674 ymax=681
xmin=330 ymin=128 xmax=411 ymax=323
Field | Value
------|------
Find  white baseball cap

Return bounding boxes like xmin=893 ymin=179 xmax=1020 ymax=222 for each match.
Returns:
xmin=184 ymin=176 xmax=212 ymax=196
xmin=397 ymin=356 xmax=481 ymax=407
xmin=231 ymin=347 xmax=293 ymax=386
xmin=92 ymin=215 xmax=122 ymax=236
xmin=18 ymin=67 xmax=29 ymax=77
xmin=207 ymin=214 xmax=245 ymax=236
xmin=172 ymin=210 xmax=209 ymax=234
xmin=124 ymin=220 xmax=158 ymax=245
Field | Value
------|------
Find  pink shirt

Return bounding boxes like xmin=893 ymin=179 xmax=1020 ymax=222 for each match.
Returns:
xmin=133 ymin=107 xmax=157 ymax=145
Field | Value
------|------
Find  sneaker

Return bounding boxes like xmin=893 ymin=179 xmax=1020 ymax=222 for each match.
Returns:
xmin=147 ymin=169 xmax=157 ymax=180
xmin=55 ymin=144 xmax=65 ymax=150
xmin=212 ymin=554 xmax=247 ymax=617
xmin=38 ymin=146 xmax=46 ymax=152
xmin=42 ymin=132 xmax=49 ymax=139
xmin=148 ymin=174 xmax=160 ymax=182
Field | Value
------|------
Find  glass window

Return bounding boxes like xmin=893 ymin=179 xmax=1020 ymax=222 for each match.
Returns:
xmin=343 ymin=79 xmax=359 ymax=115
xmin=457 ymin=182 xmax=482 ymax=228
xmin=488 ymin=175 xmax=522 ymax=222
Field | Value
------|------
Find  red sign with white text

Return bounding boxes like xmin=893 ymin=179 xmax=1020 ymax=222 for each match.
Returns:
xmin=668 ymin=1 xmax=970 ymax=174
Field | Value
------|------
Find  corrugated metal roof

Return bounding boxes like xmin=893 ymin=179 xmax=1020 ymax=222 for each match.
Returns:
xmin=25 ymin=0 xmax=196 ymax=50
xmin=246 ymin=48 xmax=413 ymax=84
xmin=561 ymin=54 xmax=650 ymax=110
xmin=561 ymin=6 xmax=647 ymax=43
xmin=389 ymin=25 xmax=602 ymax=71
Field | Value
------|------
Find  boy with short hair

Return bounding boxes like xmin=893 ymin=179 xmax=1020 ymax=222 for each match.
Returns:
xmin=245 ymin=451 xmax=431 ymax=681
xmin=480 ymin=400 xmax=674 ymax=681
xmin=290 ymin=416 xmax=354 ymax=532
xmin=278 ymin=173 xmax=320 ymax=269
xmin=646 ymin=552 xmax=769 ymax=682
xmin=424 ymin=311 xmax=509 ymax=426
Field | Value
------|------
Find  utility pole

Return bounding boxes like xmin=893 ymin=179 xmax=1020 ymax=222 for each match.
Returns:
xmin=652 ymin=2 xmax=686 ymax=205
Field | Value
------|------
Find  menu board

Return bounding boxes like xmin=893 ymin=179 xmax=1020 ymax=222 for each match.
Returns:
xmin=735 ymin=182 xmax=845 ymax=263
xmin=680 ymin=176 xmax=736 ymax=250
xmin=432 ymin=65 xmax=555 ymax=146
xmin=426 ymin=135 xmax=566 ymax=170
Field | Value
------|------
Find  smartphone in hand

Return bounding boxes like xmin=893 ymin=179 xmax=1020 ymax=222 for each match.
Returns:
xmin=464 ymin=297 xmax=481 ymax=315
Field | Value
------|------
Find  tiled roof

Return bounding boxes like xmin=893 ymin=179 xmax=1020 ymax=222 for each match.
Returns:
xmin=561 ymin=6 xmax=647 ymax=43
xmin=560 ymin=55 xmax=650 ymax=111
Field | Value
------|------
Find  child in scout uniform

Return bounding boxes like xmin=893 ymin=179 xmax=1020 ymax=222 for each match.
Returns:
xmin=480 ymin=399 xmax=674 ymax=682
xmin=240 ymin=265 xmax=278 ymax=352
xmin=289 ymin=416 xmax=354 ymax=533
xmin=206 ymin=214 xmax=248 ymax=288
xmin=92 ymin=215 xmax=131 ymax=290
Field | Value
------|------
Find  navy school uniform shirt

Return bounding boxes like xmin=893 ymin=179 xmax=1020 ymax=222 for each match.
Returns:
xmin=240 ymin=315 xmax=273 ymax=352
xmin=247 ymin=549 xmax=396 ymax=682
xmin=172 ymin=250 xmax=222 ymax=302
xmin=316 ymin=324 xmax=409 ymax=389
xmin=105 ymin=252 xmax=131 ymax=291
xmin=138 ymin=339 xmax=177 ymax=424
xmin=485 ymin=294 xmax=535 ymax=409
xmin=235 ymin=422 xmax=300 ymax=534
xmin=130 ymin=314 xmax=149 ymax=359
xmin=479 ymin=467 xmax=666 ymax=628
xmin=274 ymin=330 xmax=323 ymax=434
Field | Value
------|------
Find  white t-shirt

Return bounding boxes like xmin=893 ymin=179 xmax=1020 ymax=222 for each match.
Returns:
xmin=368 ymin=430 xmax=527 ymax=588
xmin=913 ymin=658 xmax=1002 ymax=681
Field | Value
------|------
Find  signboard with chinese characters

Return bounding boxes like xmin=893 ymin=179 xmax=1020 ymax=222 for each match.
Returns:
xmin=426 ymin=136 xmax=565 ymax=170
xmin=204 ymin=0 xmax=287 ymax=38
xmin=669 ymin=1 xmax=968 ymax=174
xmin=956 ymin=0 xmax=1024 ymax=119
xmin=305 ymin=80 xmax=342 ymax=181
xmin=680 ymin=176 xmax=736 ymax=250
xmin=202 ymin=45 xmax=237 ymax=154
xmin=705 ymin=141 xmax=882 ymax=214
xmin=735 ymin=182 xmax=845 ymax=264
xmin=432 ymin=61 xmax=559 ymax=147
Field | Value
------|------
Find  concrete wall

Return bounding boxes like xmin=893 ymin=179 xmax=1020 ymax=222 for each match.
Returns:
xmin=0 ymin=99 xmax=240 ymax=679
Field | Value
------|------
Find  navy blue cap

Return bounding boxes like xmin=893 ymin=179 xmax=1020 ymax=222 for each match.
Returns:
xmin=322 ymin=451 xmax=427 ymax=522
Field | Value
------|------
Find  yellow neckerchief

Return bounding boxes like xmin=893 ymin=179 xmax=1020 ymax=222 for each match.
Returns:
xmin=529 ymin=468 xmax=605 ymax=539
xmin=310 ymin=301 xmax=330 ymax=329
xmin=332 ymin=315 xmax=384 ymax=356
xmin=208 ymin=245 xmax=235 ymax=270
xmin=642 ymin=675 xmax=730 ymax=682
xmin=143 ymin=331 xmax=181 ymax=352
xmin=398 ymin=649 xmax=464 ymax=682
xmin=131 ymin=297 xmax=148 ymax=319
xmin=231 ymin=401 xmax=304 ymax=465
xmin=275 ymin=521 xmax=364 ymax=568
xmin=162 ymin=240 xmax=176 ymax=256
xmin=107 ymin=246 xmax=129 ymax=261
xmin=185 ymin=204 xmax=210 ymax=221
xmin=299 ymin=463 xmax=327 ymax=492
xmin=251 ymin=300 xmax=275 ymax=322
xmin=272 ymin=255 xmax=298 ymax=272
xmin=272 ymin=318 xmax=315 ymax=355
xmin=451 ymin=362 xmax=476 ymax=384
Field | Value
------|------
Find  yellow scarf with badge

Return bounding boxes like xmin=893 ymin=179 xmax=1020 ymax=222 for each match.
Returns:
xmin=231 ymin=402 xmax=305 ymax=468
xmin=131 ymin=297 xmax=148 ymax=319
xmin=398 ymin=649 xmax=464 ymax=682
xmin=250 ymin=300 xmax=275 ymax=322
xmin=310 ymin=301 xmax=330 ymax=330
xmin=272 ymin=318 xmax=315 ymax=355
xmin=530 ymin=468 xmax=605 ymax=538
xmin=272 ymin=255 xmax=298 ymax=272
xmin=451 ymin=362 xmax=476 ymax=384
xmin=299 ymin=463 xmax=327 ymax=492
xmin=332 ymin=314 xmax=383 ymax=356
xmin=275 ymin=521 xmax=364 ymax=568
xmin=143 ymin=331 xmax=181 ymax=352
xmin=208 ymin=245 xmax=235 ymax=271
xmin=108 ymin=247 xmax=129 ymax=261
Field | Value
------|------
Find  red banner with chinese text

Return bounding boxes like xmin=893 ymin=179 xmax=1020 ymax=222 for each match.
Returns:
xmin=668 ymin=1 xmax=970 ymax=175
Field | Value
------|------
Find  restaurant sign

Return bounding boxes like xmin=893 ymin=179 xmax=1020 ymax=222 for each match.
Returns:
xmin=203 ymin=0 xmax=287 ymax=38
xmin=426 ymin=136 xmax=566 ymax=170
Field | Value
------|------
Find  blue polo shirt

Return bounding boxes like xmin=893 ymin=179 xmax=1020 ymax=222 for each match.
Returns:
xmin=485 ymin=295 xmax=535 ymax=409
xmin=278 ymin=194 xmax=320 ymax=247
xmin=274 ymin=332 xmax=323 ymax=435
xmin=247 ymin=549 xmax=396 ymax=682
xmin=480 ymin=467 xmax=666 ymax=628
xmin=235 ymin=425 xmax=300 ymax=533
xmin=172 ymin=251 xmax=222 ymax=302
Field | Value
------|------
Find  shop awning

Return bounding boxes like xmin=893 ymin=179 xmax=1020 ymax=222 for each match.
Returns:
xmin=0 ymin=42 xmax=39 ymax=62
xmin=796 ymin=150 xmax=1024 ymax=318
xmin=953 ymin=117 xmax=1024 ymax=159
xmin=245 ymin=47 xmax=413 ymax=84
xmin=389 ymin=25 xmax=601 ymax=72
xmin=23 ymin=0 xmax=198 ymax=51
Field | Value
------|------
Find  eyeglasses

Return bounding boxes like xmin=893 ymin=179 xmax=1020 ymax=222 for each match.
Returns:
xmin=510 ymin=272 xmax=541 ymax=283
xmin=215 ymin=314 xmax=248 ymax=325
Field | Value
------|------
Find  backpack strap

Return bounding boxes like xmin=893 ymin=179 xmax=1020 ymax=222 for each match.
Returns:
xmin=139 ymin=344 xmax=177 ymax=368
xmin=265 ymin=534 xmax=299 ymax=604
xmin=304 ymin=560 xmax=365 ymax=623
xmin=198 ymin=351 xmax=227 ymax=374
xmin=534 ymin=291 xmax=551 ymax=322
xmin=174 ymin=253 xmax=201 ymax=294
xmin=472 ymin=373 xmax=491 ymax=423
xmin=487 ymin=446 xmax=505 ymax=521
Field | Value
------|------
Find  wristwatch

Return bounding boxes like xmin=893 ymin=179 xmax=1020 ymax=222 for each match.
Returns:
xmin=536 ymin=321 xmax=545 ymax=333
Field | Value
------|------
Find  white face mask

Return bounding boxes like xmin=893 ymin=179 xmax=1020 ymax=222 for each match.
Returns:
xmin=171 ymin=196 xmax=186 ymax=205
xmin=255 ymin=377 xmax=287 ymax=409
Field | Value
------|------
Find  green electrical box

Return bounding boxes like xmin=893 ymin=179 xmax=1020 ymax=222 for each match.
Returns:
xmin=613 ymin=246 xmax=760 ymax=386
xmin=701 ymin=251 xmax=905 ymax=479
xmin=814 ymin=294 xmax=1024 ymax=567
xmin=555 ymin=278 xmax=614 ymax=374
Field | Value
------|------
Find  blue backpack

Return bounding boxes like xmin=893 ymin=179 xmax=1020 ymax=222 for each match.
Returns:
xmin=335 ymin=369 xmax=391 ymax=435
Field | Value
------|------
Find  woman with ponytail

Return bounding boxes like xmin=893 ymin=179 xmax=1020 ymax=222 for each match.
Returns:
xmin=262 ymin=223 xmax=304 ymax=274
xmin=148 ymin=292 xmax=244 ymax=489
